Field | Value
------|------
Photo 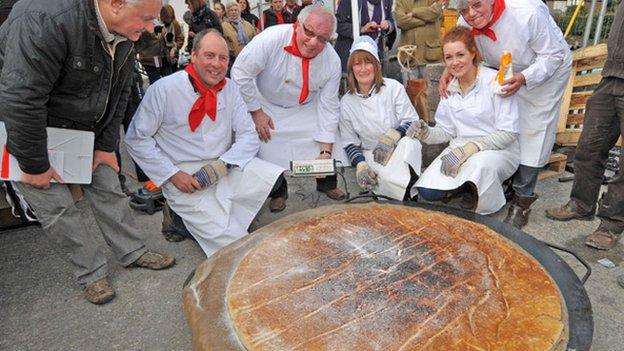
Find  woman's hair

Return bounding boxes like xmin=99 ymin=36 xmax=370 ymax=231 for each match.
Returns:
xmin=226 ymin=0 xmax=240 ymax=10
xmin=346 ymin=50 xmax=383 ymax=95
xmin=214 ymin=2 xmax=226 ymax=15
xmin=239 ymin=0 xmax=251 ymax=13
xmin=160 ymin=4 xmax=176 ymax=24
xmin=186 ymin=0 xmax=206 ymax=12
xmin=441 ymin=26 xmax=482 ymax=66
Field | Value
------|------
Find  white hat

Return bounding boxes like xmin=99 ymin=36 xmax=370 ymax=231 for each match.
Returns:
xmin=349 ymin=36 xmax=379 ymax=62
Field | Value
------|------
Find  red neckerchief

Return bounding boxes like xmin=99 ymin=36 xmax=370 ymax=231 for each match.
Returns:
xmin=470 ymin=0 xmax=506 ymax=41
xmin=184 ymin=64 xmax=226 ymax=132
xmin=283 ymin=22 xmax=309 ymax=104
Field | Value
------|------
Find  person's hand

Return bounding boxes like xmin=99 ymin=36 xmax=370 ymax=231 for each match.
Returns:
xmin=92 ymin=150 xmax=120 ymax=173
xmin=361 ymin=21 xmax=378 ymax=33
xmin=501 ymin=73 xmax=526 ymax=97
xmin=440 ymin=142 xmax=479 ymax=177
xmin=21 ymin=167 xmax=64 ymax=189
xmin=188 ymin=31 xmax=195 ymax=38
xmin=379 ymin=20 xmax=390 ymax=31
xmin=170 ymin=171 xmax=202 ymax=193
xmin=438 ymin=67 xmax=452 ymax=99
xmin=251 ymin=109 xmax=275 ymax=142
xmin=192 ymin=159 xmax=228 ymax=189
xmin=315 ymin=147 xmax=332 ymax=179
xmin=356 ymin=161 xmax=378 ymax=191
xmin=373 ymin=129 xmax=401 ymax=166
xmin=405 ymin=119 xmax=429 ymax=141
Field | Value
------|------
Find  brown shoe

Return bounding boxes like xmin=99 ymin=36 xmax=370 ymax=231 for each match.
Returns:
xmin=545 ymin=201 xmax=594 ymax=221
xmin=585 ymin=220 xmax=624 ymax=250
xmin=269 ymin=196 xmax=287 ymax=212
xmin=84 ymin=277 xmax=115 ymax=305
xmin=129 ymin=250 xmax=175 ymax=270
xmin=504 ymin=194 xmax=538 ymax=229
xmin=323 ymin=188 xmax=346 ymax=201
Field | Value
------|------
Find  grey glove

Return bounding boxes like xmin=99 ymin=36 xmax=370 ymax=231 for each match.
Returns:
xmin=405 ymin=119 xmax=429 ymax=141
xmin=373 ymin=129 xmax=401 ymax=166
xmin=193 ymin=159 xmax=228 ymax=189
xmin=356 ymin=161 xmax=378 ymax=191
xmin=439 ymin=142 xmax=479 ymax=178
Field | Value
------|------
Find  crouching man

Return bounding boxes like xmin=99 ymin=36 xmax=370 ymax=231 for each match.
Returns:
xmin=125 ymin=29 xmax=283 ymax=256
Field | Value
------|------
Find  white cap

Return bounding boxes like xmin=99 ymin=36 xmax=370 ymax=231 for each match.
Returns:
xmin=349 ymin=36 xmax=379 ymax=62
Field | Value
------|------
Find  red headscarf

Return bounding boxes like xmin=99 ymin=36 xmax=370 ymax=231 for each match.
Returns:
xmin=283 ymin=22 xmax=309 ymax=104
xmin=470 ymin=0 xmax=506 ymax=41
xmin=184 ymin=63 xmax=227 ymax=132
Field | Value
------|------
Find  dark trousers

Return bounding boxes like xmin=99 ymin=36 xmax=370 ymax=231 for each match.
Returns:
xmin=269 ymin=173 xmax=338 ymax=198
xmin=144 ymin=63 xmax=173 ymax=85
xmin=569 ymin=77 xmax=624 ymax=222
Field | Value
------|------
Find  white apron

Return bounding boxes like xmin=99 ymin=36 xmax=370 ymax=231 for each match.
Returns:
xmin=363 ymin=138 xmax=422 ymax=200
xmin=415 ymin=139 xmax=520 ymax=215
xmin=258 ymin=94 xmax=349 ymax=169
xmin=162 ymin=158 xmax=283 ymax=257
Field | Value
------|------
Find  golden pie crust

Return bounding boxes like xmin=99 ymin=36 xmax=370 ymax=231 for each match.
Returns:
xmin=227 ymin=205 xmax=567 ymax=351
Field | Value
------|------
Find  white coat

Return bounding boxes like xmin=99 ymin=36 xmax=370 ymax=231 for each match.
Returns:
xmin=416 ymin=67 xmax=521 ymax=214
xmin=125 ymin=71 xmax=283 ymax=256
xmin=340 ymin=78 xmax=422 ymax=200
xmin=231 ymin=24 xmax=348 ymax=168
xmin=459 ymin=0 xmax=572 ymax=167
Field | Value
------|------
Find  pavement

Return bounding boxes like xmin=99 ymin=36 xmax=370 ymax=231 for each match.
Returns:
xmin=1 ymin=146 xmax=623 ymax=351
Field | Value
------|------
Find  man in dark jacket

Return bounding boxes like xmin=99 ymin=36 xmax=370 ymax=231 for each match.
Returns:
xmin=258 ymin=0 xmax=295 ymax=30
xmin=546 ymin=1 xmax=624 ymax=251
xmin=0 ymin=0 xmax=175 ymax=305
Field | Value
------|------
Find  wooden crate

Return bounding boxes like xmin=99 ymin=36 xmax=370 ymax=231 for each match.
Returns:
xmin=538 ymin=153 xmax=567 ymax=180
xmin=556 ymin=44 xmax=622 ymax=146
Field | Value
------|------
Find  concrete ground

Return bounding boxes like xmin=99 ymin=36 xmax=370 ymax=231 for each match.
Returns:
xmin=1 ymin=146 xmax=623 ymax=351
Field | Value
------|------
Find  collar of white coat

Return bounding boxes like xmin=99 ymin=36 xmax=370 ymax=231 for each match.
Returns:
xmin=355 ymin=85 xmax=377 ymax=98
xmin=447 ymin=65 xmax=484 ymax=97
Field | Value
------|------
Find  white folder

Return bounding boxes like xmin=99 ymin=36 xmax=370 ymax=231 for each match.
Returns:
xmin=0 ymin=122 xmax=95 ymax=184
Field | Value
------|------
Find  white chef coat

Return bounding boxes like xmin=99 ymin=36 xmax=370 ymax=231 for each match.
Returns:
xmin=416 ymin=67 xmax=521 ymax=214
xmin=231 ymin=24 xmax=348 ymax=168
xmin=125 ymin=71 xmax=283 ymax=256
xmin=458 ymin=0 xmax=572 ymax=167
xmin=340 ymin=78 xmax=422 ymax=200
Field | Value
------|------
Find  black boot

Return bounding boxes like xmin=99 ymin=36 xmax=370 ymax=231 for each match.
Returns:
xmin=504 ymin=194 xmax=538 ymax=229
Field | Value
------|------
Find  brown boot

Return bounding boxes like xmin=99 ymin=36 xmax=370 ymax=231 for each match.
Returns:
xmin=405 ymin=79 xmax=430 ymax=123
xmin=584 ymin=219 xmax=624 ymax=250
xmin=84 ymin=277 xmax=115 ymax=305
xmin=504 ymin=194 xmax=538 ymax=229
xmin=545 ymin=200 xmax=595 ymax=221
xmin=129 ymin=251 xmax=175 ymax=270
xmin=269 ymin=196 xmax=287 ymax=212
xmin=322 ymin=188 xmax=346 ymax=201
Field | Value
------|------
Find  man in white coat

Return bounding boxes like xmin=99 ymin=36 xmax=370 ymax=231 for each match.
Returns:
xmin=125 ymin=29 xmax=283 ymax=256
xmin=231 ymin=4 xmax=348 ymax=213
xmin=445 ymin=0 xmax=572 ymax=228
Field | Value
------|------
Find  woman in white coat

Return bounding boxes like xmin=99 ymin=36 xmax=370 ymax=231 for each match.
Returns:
xmin=339 ymin=36 xmax=422 ymax=201
xmin=409 ymin=26 xmax=520 ymax=215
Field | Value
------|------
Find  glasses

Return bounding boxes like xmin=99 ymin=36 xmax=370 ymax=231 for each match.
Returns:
xmin=301 ymin=23 xmax=330 ymax=44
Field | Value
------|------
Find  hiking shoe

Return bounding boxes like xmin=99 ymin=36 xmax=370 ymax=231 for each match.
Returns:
xmin=322 ymin=188 xmax=346 ymax=201
xmin=269 ymin=197 xmax=287 ymax=212
xmin=84 ymin=277 xmax=115 ymax=305
xmin=584 ymin=220 xmax=624 ymax=250
xmin=129 ymin=251 xmax=175 ymax=270
xmin=545 ymin=201 xmax=594 ymax=221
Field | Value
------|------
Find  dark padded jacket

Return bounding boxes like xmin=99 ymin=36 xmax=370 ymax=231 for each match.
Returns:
xmin=0 ymin=0 xmax=135 ymax=174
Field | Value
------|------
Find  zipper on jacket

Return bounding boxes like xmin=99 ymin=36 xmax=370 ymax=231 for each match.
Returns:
xmin=96 ymin=41 xmax=133 ymax=124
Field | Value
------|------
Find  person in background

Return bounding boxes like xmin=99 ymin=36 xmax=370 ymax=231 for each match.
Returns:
xmin=293 ymin=0 xmax=312 ymax=19
xmin=258 ymin=0 xmax=295 ymax=31
xmin=137 ymin=22 xmax=172 ymax=84
xmin=340 ymin=36 xmax=421 ymax=201
xmin=185 ymin=0 xmax=223 ymax=52
xmin=0 ymin=0 xmax=175 ymax=305
xmin=223 ymin=1 xmax=256 ymax=59
xmin=439 ymin=0 xmax=572 ymax=228
xmin=160 ymin=4 xmax=185 ymax=72
xmin=239 ymin=0 xmax=259 ymax=28
xmin=546 ymin=1 xmax=624 ymax=251
xmin=214 ymin=2 xmax=226 ymax=20
xmin=410 ymin=26 xmax=520 ymax=215
xmin=334 ymin=0 xmax=396 ymax=72
xmin=231 ymin=5 xmax=348 ymax=212
xmin=285 ymin=0 xmax=301 ymax=15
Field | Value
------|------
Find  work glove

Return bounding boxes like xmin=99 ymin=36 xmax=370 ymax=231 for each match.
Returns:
xmin=356 ymin=161 xmax=378 ymax=191
xmin=405 ymin=120 xmax=429 ymax=141
xmin=193 ymin=159 xmax=228 ymax=189
xmin=373 ymin=129 xmax=401 ymax=166
xmin=440 ymin=142 xmax=479 ymax=178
